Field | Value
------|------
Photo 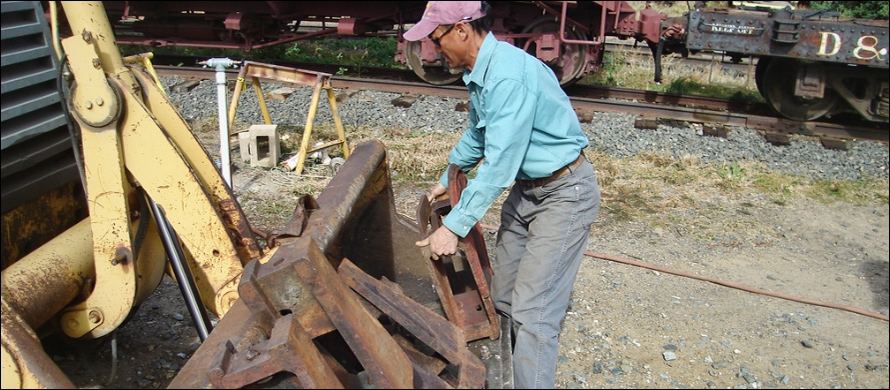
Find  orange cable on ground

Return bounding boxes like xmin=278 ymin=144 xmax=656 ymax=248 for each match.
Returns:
xmin=584 ymin=251 xmax=888 ymax=322
xmin=476 ymin=223 xmax=888 ymax=322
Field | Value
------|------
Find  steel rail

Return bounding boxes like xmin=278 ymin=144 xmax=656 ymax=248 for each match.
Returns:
xmin=152 ymin=65 xmax=888 ymax=145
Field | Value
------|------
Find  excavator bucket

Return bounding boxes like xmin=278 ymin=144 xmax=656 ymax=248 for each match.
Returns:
xmin=169 ymin=140 xmax=512 ymax=388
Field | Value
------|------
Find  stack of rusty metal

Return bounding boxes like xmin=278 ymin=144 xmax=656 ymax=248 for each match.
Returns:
xmin=168 ymin=141 xmax=505 ymax=389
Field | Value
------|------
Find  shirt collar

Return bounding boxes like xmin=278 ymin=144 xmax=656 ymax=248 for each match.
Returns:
xmin=463 ymin=32 xmax=498 ymax=88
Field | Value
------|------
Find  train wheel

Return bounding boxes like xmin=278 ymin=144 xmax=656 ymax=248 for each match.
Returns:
xmin=754 ymin=57 xmax=771 ymax=102
xmin=762 ymin=58 xmax=838 ymax=121
xmin=521 ymin=16 xmax=588 ymax=86
xmin=405 ymin=40 xmax=463 ymax=85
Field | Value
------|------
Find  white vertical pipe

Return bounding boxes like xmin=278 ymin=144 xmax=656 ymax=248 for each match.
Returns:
xmin=203 ymin=58 xmax=235 ymax=186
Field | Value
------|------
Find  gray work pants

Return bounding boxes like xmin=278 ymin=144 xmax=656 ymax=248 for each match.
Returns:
xmin=492 ymin=158 xmax=600 ymax=389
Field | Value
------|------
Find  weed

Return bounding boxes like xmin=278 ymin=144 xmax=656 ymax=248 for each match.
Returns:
xmin=806 ymin=179 xmax=890 ymax=205
xmin=716 ymin=162 xmax=745 ymax=188
xmin=667 ymin=77 xmax=763 ymax=103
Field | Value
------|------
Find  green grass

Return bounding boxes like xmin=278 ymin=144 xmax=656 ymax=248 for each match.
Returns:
xmin=285 ymin=37 xmax=397 ymax=67
xmin=582 ymin=47 xmax=764 ymax=103
xmin=121 ymin=36 xmax=400 ymax=74
xmin=806 ymin=179 xmax=890 ymax=205
xmin=666 ymin=77 xmax=764 ymax=102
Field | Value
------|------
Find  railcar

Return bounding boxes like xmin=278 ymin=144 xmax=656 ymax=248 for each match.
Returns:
xmin=76 ymin=1 xmax=667 ymax=87
xmin=660 ymin=3 xmax=889 ymax=122
xmin=49 ymin=1 xmax=890 ymax=123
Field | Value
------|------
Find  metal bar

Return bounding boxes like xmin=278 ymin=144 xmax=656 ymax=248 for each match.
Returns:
xmin=171 ymin=141 xmax=440 ymax=387
xmin=148 ymin=198 xmax=214 ymax=341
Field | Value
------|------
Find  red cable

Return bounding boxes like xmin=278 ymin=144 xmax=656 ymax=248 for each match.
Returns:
xmin=477 ymin=223 xmax=888 ymax=322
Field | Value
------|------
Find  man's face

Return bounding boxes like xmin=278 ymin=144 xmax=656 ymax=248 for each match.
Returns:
xmin=429 ymin=23 xmax=463 ymax=69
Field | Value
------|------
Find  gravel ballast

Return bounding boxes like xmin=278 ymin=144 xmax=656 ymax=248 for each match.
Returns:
xmin=162 ymin=75 xmax=888 ymax=182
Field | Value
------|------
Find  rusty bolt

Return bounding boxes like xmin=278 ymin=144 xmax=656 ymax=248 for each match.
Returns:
xmin=89 ymin=310 xmax=102 ymax=324
xmin=92 ymin=58 xmax=101 ymax=68
xmin=81 ymin=30 xmax=91 ymax=42
xmin=221 ymin=291 xmax=239 ymax=313
xmin=208 ymin=367 xmax=225 ymax=380
xmin=245 ymin=348 xmax=260 ymax=361
xmin=111 ymin=252 xmax=127 ymax=265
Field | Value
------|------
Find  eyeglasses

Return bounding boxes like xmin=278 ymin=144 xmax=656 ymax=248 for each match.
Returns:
xmin=430 ymin=24 xmax=455 ymax=48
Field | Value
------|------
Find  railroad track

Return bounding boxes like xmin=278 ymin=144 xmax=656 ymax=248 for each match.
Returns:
xmin=150 ymin=62 xmax=888 ymax=148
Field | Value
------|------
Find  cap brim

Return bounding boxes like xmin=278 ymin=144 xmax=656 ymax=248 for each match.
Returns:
xmin=403 ymin=19 xmax=438 ymax=41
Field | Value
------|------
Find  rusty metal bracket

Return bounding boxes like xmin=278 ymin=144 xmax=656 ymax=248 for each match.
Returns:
xmin=207 ymin=313 xmax=343 ymax=388
xmin=416 ymin=164 xmax=500 ymax=342
xmin=266 ymin=194 xmax=319 ymax=247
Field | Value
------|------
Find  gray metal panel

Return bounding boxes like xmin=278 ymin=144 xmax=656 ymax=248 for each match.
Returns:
xmin=685 ymin=9 xmax=890 ymax=69
xmin=0 ymin=16 xmax=43 ymax=39
xmin=1 ymin=1 xmax=80 ymax=214
xmin=1 ymin=84 xmax=62 ymax=121
xmin=0 ymin=0 xmax=34 ymax=13
xmin=0 ymin=127 xmax=71 ymax=174
xmin=0 ymin=45 xmax=56 ymax=68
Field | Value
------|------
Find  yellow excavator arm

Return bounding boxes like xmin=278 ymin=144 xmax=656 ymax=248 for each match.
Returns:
xmin=2 ymin=2 xmax=263 ymax=387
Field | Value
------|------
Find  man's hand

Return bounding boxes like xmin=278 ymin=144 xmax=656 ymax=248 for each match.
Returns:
xmin=415 ymin=225 xmax=459 ymax=259
xmin=427 ymin=182 xmax=447 ymax=203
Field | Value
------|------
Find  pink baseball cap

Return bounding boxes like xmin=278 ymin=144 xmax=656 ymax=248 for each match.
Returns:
xmin=403 ymin=1 xmax=486 ymax=41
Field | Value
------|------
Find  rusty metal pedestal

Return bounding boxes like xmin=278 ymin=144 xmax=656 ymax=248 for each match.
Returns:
xmin=416 ymin=164 xmax=500 ymax=342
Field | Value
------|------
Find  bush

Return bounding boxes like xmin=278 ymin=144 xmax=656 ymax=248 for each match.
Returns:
xmin=804 ymin=1 xmax=889 ymax=19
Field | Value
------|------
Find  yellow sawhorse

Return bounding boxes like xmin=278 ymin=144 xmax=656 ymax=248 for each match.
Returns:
xmin=226 ymin=61 xmax=350 ymax=175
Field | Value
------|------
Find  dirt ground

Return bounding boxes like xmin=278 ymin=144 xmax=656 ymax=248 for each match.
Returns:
xmin=45 ymin=148 xmax=889 ymax=389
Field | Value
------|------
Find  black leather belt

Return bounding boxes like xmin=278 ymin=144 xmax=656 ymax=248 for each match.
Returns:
xmin=516 ymin=153 xmax=585 ymax=188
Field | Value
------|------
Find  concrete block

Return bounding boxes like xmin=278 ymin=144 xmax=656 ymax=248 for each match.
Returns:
xmin=265 ymin=87 xmax=297 ymax=101
xmin=170 ymin=80 xmax=199 ymax=93
xmin=238 ymin=132 xmax=251 ymax=163
xmin=247 ymin=124 xmax=280 ymax=168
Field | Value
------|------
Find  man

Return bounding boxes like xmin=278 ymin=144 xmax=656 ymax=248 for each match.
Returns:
xmin=407 ymin=2 xmax=601 ymax=388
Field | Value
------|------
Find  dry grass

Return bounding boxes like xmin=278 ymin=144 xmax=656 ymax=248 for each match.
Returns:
xmin=588 ymin=148 xmax=888 ymax=242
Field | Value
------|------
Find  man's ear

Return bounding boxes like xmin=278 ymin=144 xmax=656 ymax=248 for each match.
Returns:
xmin=456 ymin=22 xmax=469 ymax=39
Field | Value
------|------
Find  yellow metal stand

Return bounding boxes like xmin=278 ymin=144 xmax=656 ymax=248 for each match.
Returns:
xmin=227 ymin=61 xmax=350 ymax=175
xmin=123 ymin=52 xmax=167 ymax=97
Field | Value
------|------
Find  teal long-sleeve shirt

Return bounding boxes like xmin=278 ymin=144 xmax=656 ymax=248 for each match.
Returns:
xmin=440 ymin=32 xmax=590 ymax=238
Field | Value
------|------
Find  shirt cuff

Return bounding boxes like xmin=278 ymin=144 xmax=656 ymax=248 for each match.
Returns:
xmin=442 ymin=211 xmax=474 ymax=238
